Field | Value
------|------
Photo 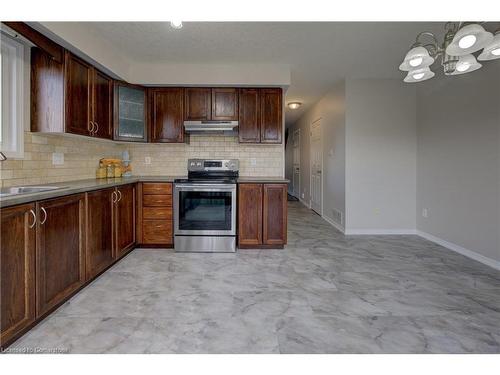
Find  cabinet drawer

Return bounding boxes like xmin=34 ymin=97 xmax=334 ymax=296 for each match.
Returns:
xmin=143 ymin=194 xmax=172 ymax=207
xmin=142 ymin=220 xmax=173 ymax=244
xmin=143 ymin=207 xmax=172 ymax=220
xmin=143 ymin=183 xmax=172 ymax=195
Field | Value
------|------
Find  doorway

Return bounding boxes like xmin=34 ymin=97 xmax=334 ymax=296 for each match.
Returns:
xmin=310 ymin=118 xmax=322 ymax=214
xmin=292 ymin=129 xmax=301 ymax=199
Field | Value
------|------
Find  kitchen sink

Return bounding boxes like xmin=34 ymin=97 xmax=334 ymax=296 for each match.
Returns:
xmin=0 ymin=186 xmax=67 ymax=197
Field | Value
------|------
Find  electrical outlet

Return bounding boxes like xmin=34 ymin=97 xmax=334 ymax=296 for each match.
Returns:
xmin=301 ymin=193 xmax=305 ymax=199
xmin=144 ymin=157 xmax=151 ymax=165
xmin=250 ymin=158 xmax=257 ymax=166
xmin=422 ymin=208 xmax=428 ymax=218
xmin=52 ymin=152 xmax=64 ymax=165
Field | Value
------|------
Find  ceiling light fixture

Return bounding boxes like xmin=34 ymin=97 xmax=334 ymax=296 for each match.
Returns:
xmin=400 ymin=22 xmax=498 ymax=83
xmin=287 ymin=102 xmax=302 ymax=110
xmin=170 ymin=20 xmax=183 ymax=29
xmin=478 ymin=32 xmax=500 ymax=61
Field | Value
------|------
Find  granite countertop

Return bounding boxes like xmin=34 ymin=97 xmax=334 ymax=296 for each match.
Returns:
xmin=0 ymin=176 xmax=289 ymax=208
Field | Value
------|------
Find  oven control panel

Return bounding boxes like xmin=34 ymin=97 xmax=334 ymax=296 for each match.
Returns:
xmin=188 ymin=159 xmax=239 ymax=172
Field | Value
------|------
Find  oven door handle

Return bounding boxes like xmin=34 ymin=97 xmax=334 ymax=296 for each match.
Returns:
xmin=175 ymin=184 xmax=236 ymax=191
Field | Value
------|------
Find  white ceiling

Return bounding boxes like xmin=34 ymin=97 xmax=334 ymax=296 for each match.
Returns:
xmin=62 ymin=22 xmax=456 ymax=125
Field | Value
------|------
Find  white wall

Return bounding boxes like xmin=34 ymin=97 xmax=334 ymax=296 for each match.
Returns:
xmin=416 ymin=63 xmax=500 ymax=262
xmin=286 ymin=81 xmax=346 ymax=227
xmin=345 ymin=79 xmax=417 ymax=233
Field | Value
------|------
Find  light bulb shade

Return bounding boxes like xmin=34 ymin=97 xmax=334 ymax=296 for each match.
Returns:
xmin=446 ymin=24 xmax=494 ymax=56
xmin=399 ymin=46 xmax=434 ymax=71
xmin=450 ymin=54 xmax=482 ymax=75
xmin=478 ymin=33 xmax=500 ymax=61
xmin=403 ymin=67 xmax=435 ymax=83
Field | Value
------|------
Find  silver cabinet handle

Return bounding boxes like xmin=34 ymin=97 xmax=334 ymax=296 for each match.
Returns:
xmin=94 ymin=122 xmax=99 ymax=135
xmin=40 ymin=207 xmax=47 ymax=225
xmin=117 ymin=189 xmax=122 ymax=202
xmin=28 ymin=209 xmax=37 ymax=228
xmin=90 ymin=121 xmax=96 ymax=135
xmin=112 ymin=191 xmax=117 ymax=203
xmin=87 ymin=121 xmax=92 ymax=133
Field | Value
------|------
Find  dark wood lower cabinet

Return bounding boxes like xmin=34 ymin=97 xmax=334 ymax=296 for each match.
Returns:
xmin=36 ymin=194 xmax=86 ymax=316
xmin=115 ymin=184 xmax=136 ymax=259
xmin=86 ymin=189 xmax=114 ymax=280
xmin=1 ymin=204 xmax=36 ymax=348
xmin=263 ymin=184 xmax=287 ymax=245
xmin=238 ymin=184 xmax=263 ymax=246
xmin=238 ymin=183 xmax=287 ymax=248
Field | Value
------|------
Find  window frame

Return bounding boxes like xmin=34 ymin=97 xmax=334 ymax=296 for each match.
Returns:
xmin=1 ymin=33 xmax=25 ymax=159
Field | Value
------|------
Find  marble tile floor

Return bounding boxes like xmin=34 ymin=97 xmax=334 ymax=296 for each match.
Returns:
xmin=10 ymin=202 xmax=500 ymax=353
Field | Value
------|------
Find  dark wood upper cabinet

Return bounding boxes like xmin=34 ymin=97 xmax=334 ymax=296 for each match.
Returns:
xmin=263 ymin=184 xmax=287 ymax=245
xmin=260 ymin=88 xmax=283 ymax=144
xmin=115 ymin=184 xmax=136 ymax=259
xmin=1 ymin=204 xmax=36 ymax=348
xmin=184 ymin=88 xmax=211 ymax=121
xmin=64 ymin=52 xmax=92 ymax=137
xmin=238 ymin=184 xmax=263 ymax=246
xmin=212 ymin=88 xmax=238 ymax=121
xmin=238 ymin=88 xmax=261 ymax=143
xmin=114 ymin=82 xmax=148 ymax=142
xmin=32 ymin=50 xmax=113 ymax=139
xmin=86 ymin=189 xmax=114 ymax=280
xmin=150 ymin=88 xmax=185 ymax=143
xmin=36 ymin=194 xmax=86 ymax=317
xmin=92 ymin=69 xmax=113 ymax=140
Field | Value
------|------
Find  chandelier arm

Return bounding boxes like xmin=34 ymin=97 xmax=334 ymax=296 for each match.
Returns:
xmin=415 ymin=32 xmax=439 ymax=50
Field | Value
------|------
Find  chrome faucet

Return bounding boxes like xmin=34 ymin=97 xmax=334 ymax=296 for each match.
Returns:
xmin=0 ymin=152 xmax=7 ymax=161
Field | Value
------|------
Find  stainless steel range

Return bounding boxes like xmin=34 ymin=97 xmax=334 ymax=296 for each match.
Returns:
xmin=174 ymin=159 xmax=239 ymax=253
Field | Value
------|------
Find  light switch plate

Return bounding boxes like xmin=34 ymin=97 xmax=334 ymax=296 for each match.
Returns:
xmin=52 ymin=152 xmax=64 ymax=165
xmin=145 ymin=157 xmax=152 ymax=165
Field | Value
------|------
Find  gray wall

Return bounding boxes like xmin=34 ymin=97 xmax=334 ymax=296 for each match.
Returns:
xmin=416 ymin=63 xmax=500 ymax=262
xmin=286 ymin=81 xmax=346 ymax=227
xmin=345 ymin=79 xmax=417 ymax=232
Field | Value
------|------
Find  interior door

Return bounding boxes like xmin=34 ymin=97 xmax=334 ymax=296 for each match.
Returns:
xmin=310 ymin=119 xmax=322 ymax=214
xmin=292 ymin=129 xmax=301 ymax=198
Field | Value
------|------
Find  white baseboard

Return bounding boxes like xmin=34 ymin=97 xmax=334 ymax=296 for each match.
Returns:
xmin=344 ymin=229 xmax=417 ymax=235
xmin=322 ymin=215 xmax=345 ymax=234
xmin=417 ymin=230 xmax=500 ymax=271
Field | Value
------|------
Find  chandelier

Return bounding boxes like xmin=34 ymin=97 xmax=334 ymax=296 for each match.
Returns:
xmin=400 ymin=22 xmax=500 ymax=83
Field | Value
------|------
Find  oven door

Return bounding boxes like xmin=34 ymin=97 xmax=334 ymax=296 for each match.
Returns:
xmin=174 ymin=183 xmax=236 ymax=236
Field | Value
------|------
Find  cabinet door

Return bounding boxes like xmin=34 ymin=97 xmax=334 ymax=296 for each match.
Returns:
xmin=115 ymin=184 xmax=136 ymax=259
xmin=263 ymin=184 xmax=287 ymax=245
xmin=238 ymin=184 xmax=263 ymax=246
xmin=65 ymin=52 xmax=92 ymax=136
xmin=238 ymin=88 xmax=260 ymax=143
xmin=86 ymin=189 xmax=114 ymax=280
xmin=36 ymin=194 xmax=86 ymax=316
xmin=114 ymin=82 xmax=147 ymax=142
xmin=260 ymin=88 xmax=282 ymax=144
xmin=184 ymin=88 xmax=211 ymax=121
xmin=1 ymin=204 xmax=36 ymax=347
xmin=92 ymin=69 xmax=113 ymax=139
xmin=212 ymin=88 xmax=238 ymax=121
xmin=151 ymin=88 xmax=184 ymax=143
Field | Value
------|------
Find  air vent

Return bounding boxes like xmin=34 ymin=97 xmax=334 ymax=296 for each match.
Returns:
xmin=331 ymin=208 xmax=343 ymax=225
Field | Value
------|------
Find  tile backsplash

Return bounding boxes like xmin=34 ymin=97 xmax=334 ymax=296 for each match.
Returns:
xmin=130 ymin=134 xmax=284 ymax=176
xmin=0 ymin=132 xmax=284 ymax=187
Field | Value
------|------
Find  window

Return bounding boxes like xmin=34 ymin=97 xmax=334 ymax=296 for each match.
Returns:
xmin=0 ymin=34 xmax=25 ymax=158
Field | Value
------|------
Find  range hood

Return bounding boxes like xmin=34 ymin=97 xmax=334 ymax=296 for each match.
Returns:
xmin=184 ymin=120 xmax=238 ymax=133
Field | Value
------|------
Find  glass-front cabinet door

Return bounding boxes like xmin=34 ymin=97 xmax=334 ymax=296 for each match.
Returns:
xmin=113 ymin=82 xmax=147 ymax=142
